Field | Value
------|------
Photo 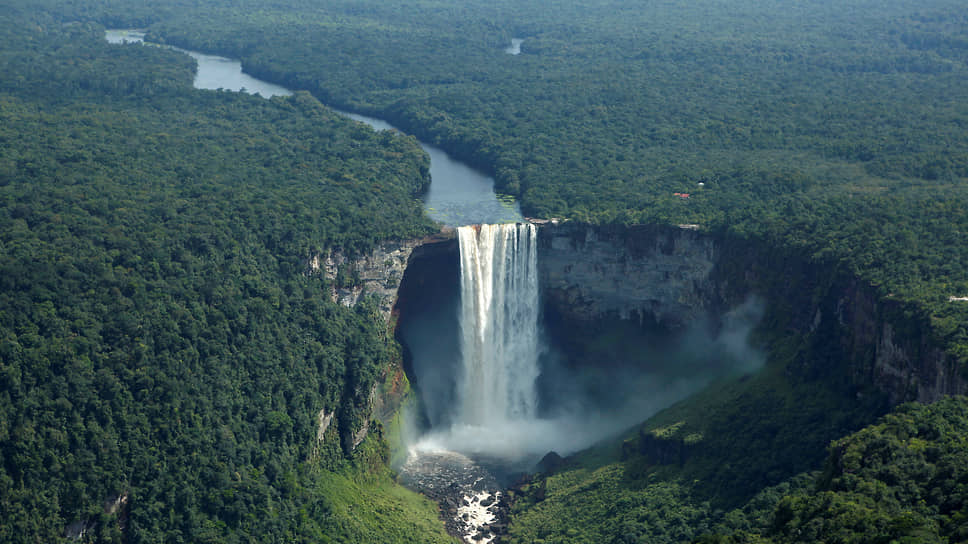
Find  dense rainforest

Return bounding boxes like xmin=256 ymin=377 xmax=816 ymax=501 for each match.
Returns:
xmin=43 ymin=0 xmax=968 ymax=362
xmin=3 ymin=0 xmax=968 ymax=542
xmin=0 ymin=7 xmax=451 ymax=543
xmin=507 ymin=393 xmax=968 ymax=543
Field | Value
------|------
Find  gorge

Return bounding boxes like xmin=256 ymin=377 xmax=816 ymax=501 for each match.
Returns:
xmin=327 ymin=213 xmax=968 ymax=539
xmin=383 ymin=221 xmax=967 ymax=461
xmin=323 ymin=214 xmax=968 ymax=541
xmin=100 ymin=21 xmax=968 ymax=543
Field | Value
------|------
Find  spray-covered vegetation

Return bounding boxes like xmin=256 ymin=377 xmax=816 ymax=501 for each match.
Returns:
xmin=507 ymin=366 xmax=968 ymax=543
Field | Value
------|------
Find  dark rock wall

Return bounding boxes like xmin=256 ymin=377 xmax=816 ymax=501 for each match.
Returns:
xmin=537 ymin=224 xmax=719 ymax=330
xmin=535 ymin=222 xmax=966 ymax=404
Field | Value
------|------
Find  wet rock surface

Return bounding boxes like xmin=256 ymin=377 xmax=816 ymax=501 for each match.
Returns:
xmin=398 ymin=450 xmax=511 ymax=543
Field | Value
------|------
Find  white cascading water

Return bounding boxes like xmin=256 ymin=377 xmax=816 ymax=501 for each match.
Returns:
xmin=411 ymin=221 xmax=592 ymax=461
xmin=401 ymin=222 xmax=542 ymax=543
xmin=456 ymin=223 xmax=540 ymax=426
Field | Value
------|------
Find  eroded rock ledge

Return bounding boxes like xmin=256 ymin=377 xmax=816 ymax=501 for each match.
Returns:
xmin=310 ymin=227 xmax=457 ymax=322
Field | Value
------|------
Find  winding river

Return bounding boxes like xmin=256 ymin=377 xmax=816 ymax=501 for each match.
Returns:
xmin=106 ymin=30 xmax=523 ymax=542
xmin=105 ymin=30 xmax=522 ymax=227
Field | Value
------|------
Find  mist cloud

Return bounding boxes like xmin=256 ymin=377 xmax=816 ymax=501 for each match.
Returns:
xmin=403 ymin=297 xmax=766 ymax=465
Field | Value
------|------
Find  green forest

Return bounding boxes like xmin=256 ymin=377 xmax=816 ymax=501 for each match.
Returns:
xmin=3 ymin=0 xmax=968 ymax=542
xmin=0 ymin=6 xmax=450 ymax=543
xmin=30 ymin=0 xmax=968 ymax=364
xmin=508 ymin=391 xmax=968 ymax=543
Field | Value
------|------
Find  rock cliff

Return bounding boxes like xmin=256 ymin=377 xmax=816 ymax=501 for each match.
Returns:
xmin=307 ymin=229 xmax=457 ymax=450
xmin=312 ymin=229 xmax=455 ymax=321
xmin=535 ymin=222 xmax=966 ymax=404
xmin=324 ymin=221 xmax=964 ymax=451
xmin=537 ymin=223 xmax=719 ymax=329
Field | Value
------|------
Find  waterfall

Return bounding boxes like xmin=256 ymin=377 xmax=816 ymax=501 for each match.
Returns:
xmin=456 ymin=223 xmax=540 ymax=426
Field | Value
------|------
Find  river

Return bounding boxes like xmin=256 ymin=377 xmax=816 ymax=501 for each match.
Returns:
xmin=105 ymin=29 xmax=521 ymax=227
xmin=106 ymin=30 xmax=522 ymax=542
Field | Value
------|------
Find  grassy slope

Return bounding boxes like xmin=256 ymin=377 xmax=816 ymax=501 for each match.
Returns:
xmin=306 ymin=433 xmax=455 ymax=544
xmin=314 ymin=473 xmax=452 ymax=543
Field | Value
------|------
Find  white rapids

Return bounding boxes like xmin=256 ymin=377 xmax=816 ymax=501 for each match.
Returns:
xmin=397 ymin=446 xmax=508 ymax=543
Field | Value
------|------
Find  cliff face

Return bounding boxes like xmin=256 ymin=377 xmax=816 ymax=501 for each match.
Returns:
xmin=313 ymin=231 xmax=457 ymax=320
xmin=307 ymin=230 xmax=457 ymax=450
xmin=307 ymin=229 xmax=458 ymax=320
xmin=330 ymin=221 xmax=964 ymax=450
xmin=537 ymin=224 xmax=719 ymax=329
xmin=314 ymin=240 xmax=420 ymax=319
xmin=535 ymin=222 xmax=966 ymax=404
xmin=836 ymin=279 xmax=967 ymax=403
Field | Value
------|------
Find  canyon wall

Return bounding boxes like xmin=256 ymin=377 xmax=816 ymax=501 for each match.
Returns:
xmin=537 ymin=224 xmax=720 ymax=329
xmin=306 ymin=229 xmax=456 ymax=451
xmin=535 ymin=222 xmax=967 ymax=404
xmin=327 ymin=220 xmax=965 ymax=451
xmin=311 ymin=229 xmax=455 ymax=321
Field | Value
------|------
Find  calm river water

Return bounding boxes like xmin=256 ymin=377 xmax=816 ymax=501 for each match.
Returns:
xmin=105 ymin=30 xmax=521 ymax=227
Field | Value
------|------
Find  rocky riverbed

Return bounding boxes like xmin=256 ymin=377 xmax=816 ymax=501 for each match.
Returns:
xmin=397 ymin=449 xmax=511 ymax=543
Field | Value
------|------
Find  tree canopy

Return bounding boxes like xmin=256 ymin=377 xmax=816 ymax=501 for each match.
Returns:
xmin=31 ymin=0 xmax=968 ymax=364
xmin=0 ymin=7 xmax=449 ymax=542
xmin=4 ymin=0 xmax=968 ymax=541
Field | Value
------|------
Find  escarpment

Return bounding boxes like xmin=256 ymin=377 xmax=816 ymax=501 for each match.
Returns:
xmin=535 ymin=222 xmax=966 ymax=404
